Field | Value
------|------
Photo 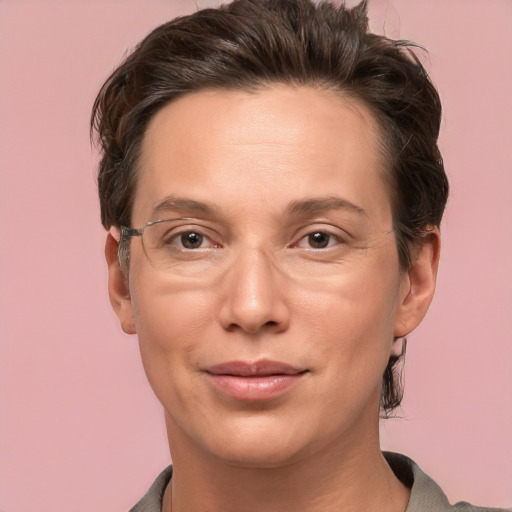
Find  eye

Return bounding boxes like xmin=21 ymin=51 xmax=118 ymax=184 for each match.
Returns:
xmin=147 ymin=220 xmax=222 ymax=254
xmin=171 ymin=230 xmax=220 ymax=250
xmin=179 ymin=231 xmax=207 ymax=249
xmin=294 ymin=230 xmax=343 ymax=250
xmin=307 ymin=232 xmax=331 ymax=249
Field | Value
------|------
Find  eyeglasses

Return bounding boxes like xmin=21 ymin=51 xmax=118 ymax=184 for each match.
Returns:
xmin=114 ymin=217 xmax=395 ymax=278
xmin=118 ymin=217 xmax=221 ymax=273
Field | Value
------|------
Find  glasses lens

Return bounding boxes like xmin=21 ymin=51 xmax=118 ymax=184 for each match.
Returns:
xmin=141 ymin=220 xmax=219 ymax=276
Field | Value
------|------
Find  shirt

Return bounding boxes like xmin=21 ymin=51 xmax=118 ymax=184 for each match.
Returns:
xmin=129 ymin=452 xmax=511 ymax=511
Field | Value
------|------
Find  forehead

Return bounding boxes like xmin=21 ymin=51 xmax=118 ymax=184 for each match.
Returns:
xmin=133 ymin=85 xmax=390 ymax=226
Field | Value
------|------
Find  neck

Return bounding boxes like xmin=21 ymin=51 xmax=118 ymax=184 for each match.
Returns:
xmin=162 ymin=418 xmax=409 ymax=512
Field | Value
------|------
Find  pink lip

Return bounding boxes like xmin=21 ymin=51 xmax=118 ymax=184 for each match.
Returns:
xmin=204 ymin=360 xmax=308 ymax=401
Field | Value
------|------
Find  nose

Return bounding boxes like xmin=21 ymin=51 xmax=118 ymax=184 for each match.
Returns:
xmin=218 ymin=248 xmax=291 ymax=335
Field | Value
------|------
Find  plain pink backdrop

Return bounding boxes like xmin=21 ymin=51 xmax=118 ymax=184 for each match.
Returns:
xmin=0 ymin=1 xmax=511 ymax=510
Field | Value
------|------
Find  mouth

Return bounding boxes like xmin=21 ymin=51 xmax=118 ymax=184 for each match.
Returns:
xmin=204 ymin=359 xmax=309 ymax=401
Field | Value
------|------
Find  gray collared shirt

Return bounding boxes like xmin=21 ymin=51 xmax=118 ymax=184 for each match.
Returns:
xmin=130 ymin=452 xmax=510 ymax=511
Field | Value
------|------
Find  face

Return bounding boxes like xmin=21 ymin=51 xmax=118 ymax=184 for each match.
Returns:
xmin=108 ymin=85 xmax=437 ymax=468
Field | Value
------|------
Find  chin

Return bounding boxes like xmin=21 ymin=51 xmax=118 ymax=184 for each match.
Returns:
xmin=216 ymin=441 xmax=305 ymax=469
xmin=199 ymin=415 xmax=321 ymax=469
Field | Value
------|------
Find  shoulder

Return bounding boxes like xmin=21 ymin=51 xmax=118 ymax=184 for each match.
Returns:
xmin=129 ymin=465 xmax=173 ymax=512
xmin=384 ymin=452 xmax=511 ymax=512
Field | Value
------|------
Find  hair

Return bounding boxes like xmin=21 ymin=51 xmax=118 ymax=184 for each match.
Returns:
xmin=91 ymin=0 xmax=448 ymax=415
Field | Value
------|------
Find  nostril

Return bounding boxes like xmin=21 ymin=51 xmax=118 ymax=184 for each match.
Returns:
xmin=225 ymin=318 xmax=281 ymax=334
xmin=226 ymin=323 xmax=239 ymax=332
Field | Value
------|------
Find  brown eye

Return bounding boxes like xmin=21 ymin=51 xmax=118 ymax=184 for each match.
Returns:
xmin=180 ymin=232 xmax=204 ymax=249
xmin=307 ymin=232 xmax=331 ymax=248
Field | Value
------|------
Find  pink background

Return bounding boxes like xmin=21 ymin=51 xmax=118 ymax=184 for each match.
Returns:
xmin=1 ymin=1 xmax=511 ymax=510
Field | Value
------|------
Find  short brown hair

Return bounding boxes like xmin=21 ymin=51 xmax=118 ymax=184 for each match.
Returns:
xmin=91 ymin=0 xmax=448 ymax=414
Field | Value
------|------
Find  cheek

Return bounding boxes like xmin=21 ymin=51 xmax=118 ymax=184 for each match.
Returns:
xmin=297 ymin=256 xmax=401 ymax=337
xmin=293 ymin=249 xmax=402 ymax=378
xmin=132 ymin=279 xmax=215 ymax=348
xmin=128 ymin=265 xmax=217 ymax=394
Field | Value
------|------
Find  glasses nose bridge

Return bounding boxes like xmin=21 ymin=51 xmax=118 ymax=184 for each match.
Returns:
xmin=227 ymin=237 xmax=282 ymax=279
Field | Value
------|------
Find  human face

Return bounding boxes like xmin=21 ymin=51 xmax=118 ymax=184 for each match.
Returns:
xmin=113 ymin=86 xmax=414 ymax=467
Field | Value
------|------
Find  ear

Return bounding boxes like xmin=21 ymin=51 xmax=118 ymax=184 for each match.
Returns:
xmin=394 ymin=228 xmax=441 ymax=338
xmin=105 ymin=230 xmax=137 ymax=335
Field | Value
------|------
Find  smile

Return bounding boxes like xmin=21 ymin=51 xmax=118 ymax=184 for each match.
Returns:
xmin=204 ymin=360 xmax=308 ymax=401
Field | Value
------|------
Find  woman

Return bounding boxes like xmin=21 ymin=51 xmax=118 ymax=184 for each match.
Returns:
xmin=91 ymin=0 xmax=509 ymax=510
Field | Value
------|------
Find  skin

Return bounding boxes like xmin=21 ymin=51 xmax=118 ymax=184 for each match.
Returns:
xmin=106 ymin=85 xmax=440 ymax=511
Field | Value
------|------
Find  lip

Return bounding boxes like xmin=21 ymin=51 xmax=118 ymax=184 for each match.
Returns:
xmin=204 ymin=360 xmax=308 ymax=401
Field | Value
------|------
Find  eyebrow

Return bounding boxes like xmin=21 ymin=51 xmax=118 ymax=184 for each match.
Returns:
xmin=150 ymin=194 xmax=368 ymax=220
xmin=151 ymin=195 xmax=215 ymax=218
xmin=286 ymin=196 xmax=368 ymax=217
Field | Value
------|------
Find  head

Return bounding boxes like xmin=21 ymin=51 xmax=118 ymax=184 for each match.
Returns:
xmin=91 ymin=0 xmax=448 ymax=451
